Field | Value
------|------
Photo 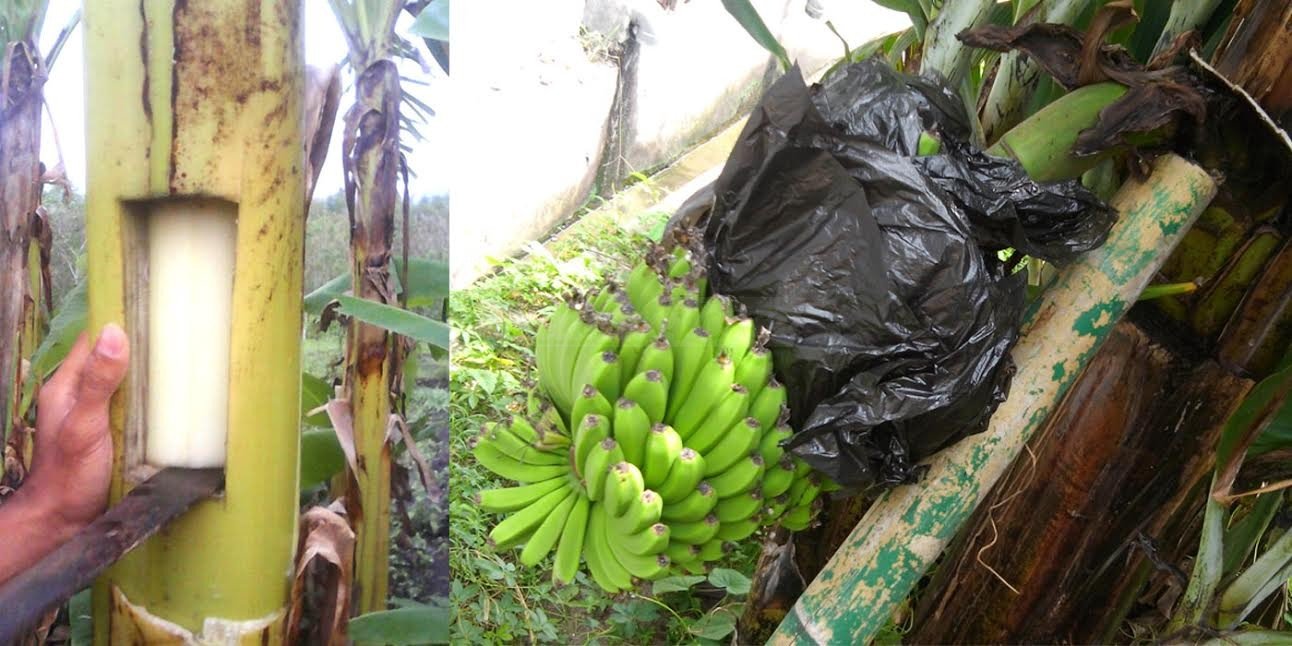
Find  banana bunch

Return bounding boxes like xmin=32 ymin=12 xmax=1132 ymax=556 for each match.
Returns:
xmin=473 ymin=233 xmax=827 ymax=592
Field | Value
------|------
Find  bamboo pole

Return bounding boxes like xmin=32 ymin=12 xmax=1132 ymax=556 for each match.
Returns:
xmin=768 ymin=154 xmax=1217 ymax=645
xmin=86 ymin=1 xmax=304 ymax=641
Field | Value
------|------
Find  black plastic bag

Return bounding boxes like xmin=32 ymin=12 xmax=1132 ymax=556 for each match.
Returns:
xmin=703 ymin=59 xmax=1114 ymax=490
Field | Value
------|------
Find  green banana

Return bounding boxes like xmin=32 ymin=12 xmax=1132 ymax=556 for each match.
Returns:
xmin=488 ymin=483 xmax=574 ymax=550
xmin=698 ymin=539 xmax=728 ymax=562
xmin=622 ymin=369 xmax=668 ymax=423
xmin=664 ymin=298 xmax=701 ymax=349
xmin=576 ymin=351 xmax=622 ymax=406
xmin=669 ymin=353 xmax=735 ymax=432
xmin=584 ymin=502 xmax=633 ymax=592
xmin=609 ymin=300 xmax=636 ymax=326
xmin=654 ymin=448 xmax=706 ymax=503
xmin=666 ymin=327 xmax=713 ymax=421
xmin=617 ymin=320 xmax=654 ymax=387
xmin=792 ymin=474 xmax=823 ymax=508
xmin=552 ymin=493 xmax=590 ymax=586
xmin=820 ymin=477 xmax=842 ymax=493
xmin=603 ymin=461 xmax=646 ymax=517
xmin=667 ymin=514 xmax=721 ymax=545
xmin=758 ymin=425 xmax=793 ymax=466
xmin=611 ymin=490 xmax=664 ymax=536
xmin=734 ymin=346 xmax=772 ymax=398
xmin=642 ymin=424 xmax=684 ymax=489
xmin=682 ymin=384 xmax=750 ymax=448
xmin=668 ymin=277 xmax=692 ymax=304
xmin=612 ymin=398 xmax=652 ymax=465
xmin=708 ymin=454 xmax=765 ymax=498
xmin=748 ymin=377 xmax=787 ymax=430
xmin=666 ymin=541 xmax=702 ymax=568
xmin=582 ymin=437 xmax=623 ymax=502
xmin=760 ymin=456 xmax=796 ymax=499
xmin=676 ymin=557 xmax=707 ymax=575
xmin=701 ymin=417 xmax=763 ymax=477
xmin=667 ymin=252 xmax=692 ymax=278
xmin=699 ymin=295 xmax=729 ymax=338
xmin=555 ymin=307 xmax=598 ymax=413
xmin=715 ymin=487 xmax=763 ymax=523
xmin=626 ymin=261 xmax=664 ymax=312
xmin=482 ymin=424 xmax=567 ymax=466
xmin=570 ymin=322 xmax=617 ymax=400
xmin=508 ymin=415 xmax=539 ymax=444
xmin=539 ymin=302 xmax=578 ymax=410
xmin=533 ymin=425 xmax=570 ymax=452
xmin=477 ymin=477 xmax=570 ymax=513
xmin=660 ymin=483 xmax=718 ymax=523
xmin=536 ymin=402 xmax=569 ymax=440
xmin=717 ymin=317 xmax=755 ymax=365
xmin=715 ymin=516 xmax=761 ymax=542
xmin=780 ymin=503 xmax=814 ymax=531
xmin=642 ymin=293 xmax=671 ymax=331
xmin=621 ymin=523 xmax=671 ymax=556
xmin=634 ymin=335 xmax=674 ymax=384
xmin=572 ymin=414 xmax=610 ymax=478
xmin=520 ymin=488 xmax=578 ymax=566
xmin=606 ymin=527 xmax=670 ymax=580
xmin=763 ymin=493 xmax=792 ymax=522
xmin=592 ymin=283 xmax=620 ymax=313
xmin=570 ymin=384 xmax=614 ymax=435
xmin=472 ymin=436 xmax=569 ymax=483
xmin=794 ymin=456 xmax=812 ymax=479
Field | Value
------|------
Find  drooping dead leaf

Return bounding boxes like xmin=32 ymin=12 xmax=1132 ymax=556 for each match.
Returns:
xmin=285 ymin=505 xmax=356 ymax=646
xmin=303 ymin=64 xmax=341 ymax=215
xmin=37 ymin=162 xmax=70 ymax=201
xmin=957 ymin=22 xmax=1087 ymax=88
xmin=1211 ymin=373 xmax=1292 ymax=504
xmin=1073 ymin=81 xmax=1208 ymax=155
xmin=325 ymin=398 xmax=359 ymax=477
xmin=1077 ymin=0 xmax=1137 ymax=86
xmin=318 ymin=298 xmax=345 ymax=334
xmin=392 ymin=413 xmax=438 ymax=500
xmin=958 ymin=1 xmax=1208 ymax=159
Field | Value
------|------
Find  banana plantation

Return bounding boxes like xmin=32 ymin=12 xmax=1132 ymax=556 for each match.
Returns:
xmin=0 ymin=0 xmax=448 ymax=644
xmin=450 ymin=0 xmax=1292 ymax=644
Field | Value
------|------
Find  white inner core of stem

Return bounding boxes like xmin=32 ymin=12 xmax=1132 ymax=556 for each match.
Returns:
xmin=145 ymin=201 xmax=236 ymax=468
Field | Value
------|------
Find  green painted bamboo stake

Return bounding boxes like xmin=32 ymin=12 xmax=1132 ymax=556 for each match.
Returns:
xmin=768 ymin=153 xmax=1216 ymax=646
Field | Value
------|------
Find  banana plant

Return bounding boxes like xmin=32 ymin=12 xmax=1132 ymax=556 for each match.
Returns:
xmin=326 ymin=0 xmax=442 ymax=614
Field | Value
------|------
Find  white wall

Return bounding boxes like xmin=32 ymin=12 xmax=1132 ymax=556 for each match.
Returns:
xmin=451 ymin=0 xmax=909 ymax=288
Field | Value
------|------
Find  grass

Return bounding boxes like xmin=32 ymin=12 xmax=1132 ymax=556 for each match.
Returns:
xmin=448 ymin=206 xmax=764 ymax=643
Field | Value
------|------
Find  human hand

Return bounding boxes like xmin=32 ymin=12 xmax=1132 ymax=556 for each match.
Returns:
xmin=24 ymin=323 xmax=129 ymax=533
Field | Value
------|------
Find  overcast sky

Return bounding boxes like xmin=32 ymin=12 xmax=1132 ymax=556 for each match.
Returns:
xmin=38 ymin=1 xmax=447 ymax=198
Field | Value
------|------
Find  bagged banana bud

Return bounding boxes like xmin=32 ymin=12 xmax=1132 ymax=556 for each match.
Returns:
xmin=700 ymin=59 xmax=1115 ymax=491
